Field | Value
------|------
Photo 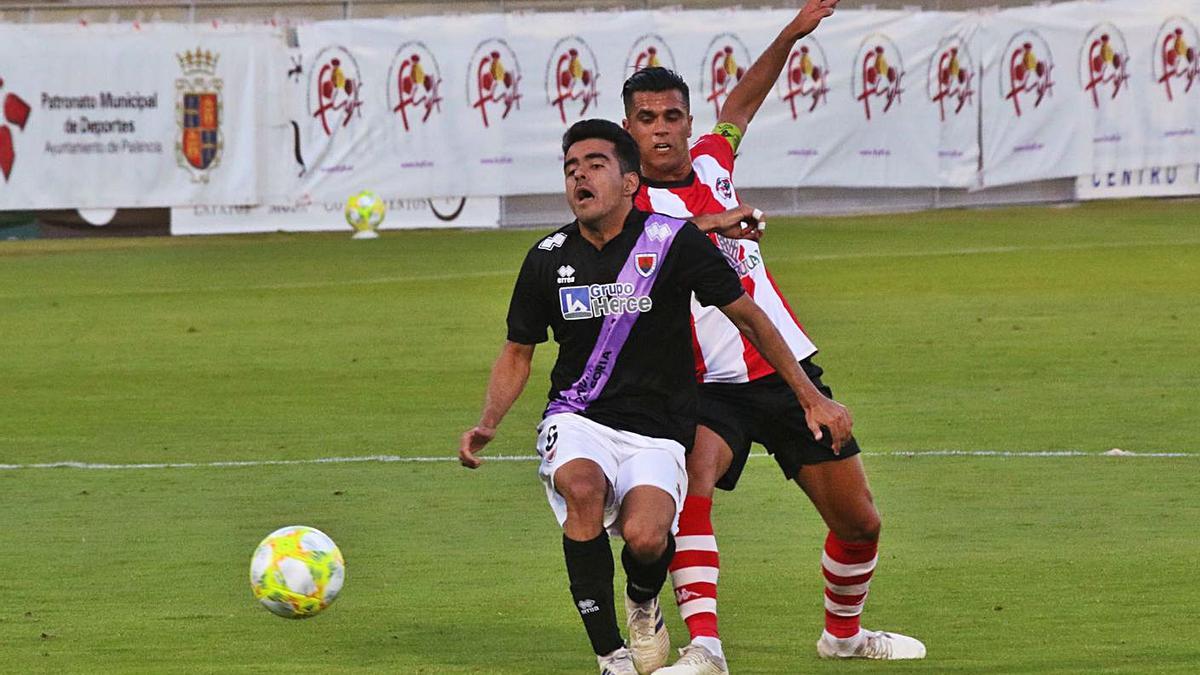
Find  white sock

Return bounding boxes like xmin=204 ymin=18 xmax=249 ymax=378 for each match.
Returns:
xmin=693 ymin=636 xmax=724 ymax=660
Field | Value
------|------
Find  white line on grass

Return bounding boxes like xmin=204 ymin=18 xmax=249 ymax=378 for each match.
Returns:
xmin=0 ymin=450 xmax=1192 ymax=471
xmin=3 ymin=238 xmax=1198 ymax=300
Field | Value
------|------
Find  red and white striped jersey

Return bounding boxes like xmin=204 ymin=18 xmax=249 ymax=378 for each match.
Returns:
xmin=634 ymin=133 xmax=817 ymax=384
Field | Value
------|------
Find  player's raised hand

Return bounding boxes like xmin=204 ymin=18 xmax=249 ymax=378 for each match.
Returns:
xmin=789 ymin=0 xmax=839 ymax=40
xmin=459 ymin=425 xmax=496 ymax=469
xmin=802 ymin=394 xmax=853 ymax=453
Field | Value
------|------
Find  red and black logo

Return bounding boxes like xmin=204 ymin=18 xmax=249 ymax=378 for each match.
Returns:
xmin=388 ymin=41 xmax=443 ymax=133
xmin=1001 ymin=31 xmax=1055 ymax=117
xmin=778 ymin=38 xmax=830 ymax=119
xmin=928 ymin=35 xmax=974 ymax=122
xmin=546 ymin=36 xmax=600 ymax=125
xmin=309 ymin=46 xmax=364 ymax=136
xmin=852 ymin=34 xmax=905 ymax=121
xmin=1080 ymin=24 xmax=1131 ymax=108
xmin=468 ymin=38 xmax=522 ymax=128
xmin=1153 ymin=18 xmax=1198 ymax=102
xmin=700 ymin=34 xmax=751 ymax=118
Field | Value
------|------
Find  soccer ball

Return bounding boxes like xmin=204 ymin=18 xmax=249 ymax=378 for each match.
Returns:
xmin=250 ymin=525 xmax=345 ymax=619
xmin=345 ymin=190 xmax=385 ymax=237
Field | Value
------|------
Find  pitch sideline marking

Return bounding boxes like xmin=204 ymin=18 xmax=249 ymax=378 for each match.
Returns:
xmin=0 ymin=449 xmax=1192 ymax=471
xmin=2 ymin=238 xmax=1198 ymax=300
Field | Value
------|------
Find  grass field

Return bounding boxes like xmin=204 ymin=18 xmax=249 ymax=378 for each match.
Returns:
xmin=1 ymin=199 xmax=1197 ymax=673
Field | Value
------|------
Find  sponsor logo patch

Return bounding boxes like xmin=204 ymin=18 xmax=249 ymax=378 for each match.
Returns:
xmin=559 ymin=283 xmax=653 ymax=321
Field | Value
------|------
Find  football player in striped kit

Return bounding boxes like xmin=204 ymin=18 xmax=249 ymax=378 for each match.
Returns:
xmin=622 ymin=1 xmax=926 ymax=671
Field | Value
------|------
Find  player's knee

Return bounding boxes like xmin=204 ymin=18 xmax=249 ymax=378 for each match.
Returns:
xmin=622 ymin=520 xmax=668 ymax=562
xmin=836 ymin=511 xmax=881 ymax=542
xmin=555 ymin=471 xmax=607 ymax=512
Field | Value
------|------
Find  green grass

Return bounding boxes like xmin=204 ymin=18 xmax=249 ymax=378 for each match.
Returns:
xmin=0 ymin=199 xmax=1197 ymax=672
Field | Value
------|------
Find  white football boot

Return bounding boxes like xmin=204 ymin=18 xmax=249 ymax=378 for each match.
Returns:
xmin=653 ymin=642 xmax=729 ymax=674
xmin=816 ymin=628 xmax=926 ymax=660
xmin=624 ymin=594 xmax=670 ymax=673
xmin=597 ymin=646 xmax=639 ymax=675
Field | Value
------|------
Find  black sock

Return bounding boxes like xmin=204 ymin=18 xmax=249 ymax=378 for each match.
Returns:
xmin=622 ymin=533 xmax=676 ymax=604
xmin=563 ymin=532 xmax=623 ymax=656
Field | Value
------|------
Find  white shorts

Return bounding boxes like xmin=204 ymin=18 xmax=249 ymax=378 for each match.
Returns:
xmin=537 ymin=412 xmax=688 ymax=538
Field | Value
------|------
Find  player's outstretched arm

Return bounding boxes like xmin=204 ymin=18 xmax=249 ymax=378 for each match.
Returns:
xmin=459 ymin=341 xmax=535 ymax=469
xmin=718 ymin=0 xmax=839 ymax=134
xmin=718 ymin=294 xmax=853 ymax=451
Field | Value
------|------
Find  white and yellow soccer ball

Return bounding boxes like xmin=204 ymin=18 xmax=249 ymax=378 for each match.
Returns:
xmin=345 ymin=190 xmax=386 ymax=238
xmin=250 ymin=525 xmax=345 ymax=619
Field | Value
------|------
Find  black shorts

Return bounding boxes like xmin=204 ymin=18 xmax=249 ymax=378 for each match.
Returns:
xmin=697 ymin=358 xmax=862 ymax=491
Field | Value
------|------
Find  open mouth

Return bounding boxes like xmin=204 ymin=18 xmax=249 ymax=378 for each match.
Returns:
xmin=652 ymin=143 xmax=671 ymax=152
xmin=575 ymin=187 xmax=596 ymax=203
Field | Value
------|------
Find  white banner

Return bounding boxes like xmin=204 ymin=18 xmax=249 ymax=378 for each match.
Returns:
xmin=0 ymin=23 xmax=276 ymax=209
xmin=1076 ymin=162 xmax=1200 ymax=198
xmin=740 ymin=10 xmax=976 ymax=188
xmin=273 ymin=9 xmax=982 ymax=200
xmin=0 ymin=2 xmax=1196 ymax=214
xmin=170 ymin=195 xmax=499 ymax=235
xmin=980 ymin=0 xmax=1200 ymax=187
xmin=1085 ymin=0 xmax=1200 ymax=173
xmin=979 ymin=6 xmax=1094 ymax=186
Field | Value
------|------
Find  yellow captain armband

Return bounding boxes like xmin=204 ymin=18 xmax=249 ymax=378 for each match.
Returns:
xmin=712 ymin=122 xmax=744 ymax=153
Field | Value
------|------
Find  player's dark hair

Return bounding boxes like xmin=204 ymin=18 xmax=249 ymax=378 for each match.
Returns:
xmin=561 ymin=119 xmax=641 ymax=176
xmin=621 ymin=66 xmax=690 ymax=113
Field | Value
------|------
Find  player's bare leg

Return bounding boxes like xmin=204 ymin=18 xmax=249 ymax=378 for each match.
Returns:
xmin=659 ymin=425 xmax=733 ymax=674
xmin=796 ymin=456 xmax=925 ymax=660
xmin=555 ymin=459 xmax=636 ymax=673
xmin=617 ymin=485 xmax=676 ymax=674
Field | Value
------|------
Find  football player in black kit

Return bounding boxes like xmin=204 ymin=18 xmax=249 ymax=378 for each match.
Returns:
xmin=458 ymin=119 xmax=850 ymax=674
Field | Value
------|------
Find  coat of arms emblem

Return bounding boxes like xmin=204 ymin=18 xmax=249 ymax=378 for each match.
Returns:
xmin=176 ymin=48 xmax=223 ymax=181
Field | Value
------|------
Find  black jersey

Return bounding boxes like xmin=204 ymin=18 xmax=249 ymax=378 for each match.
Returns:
xmin=506 ymin=208 xmax=745 ymax=448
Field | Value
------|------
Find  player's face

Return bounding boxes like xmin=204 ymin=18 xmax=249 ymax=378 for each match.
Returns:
xmin=623 ymin=89 xmax=693 ymax=181
xmin=563 ymin=138 xmax=637 ymax=226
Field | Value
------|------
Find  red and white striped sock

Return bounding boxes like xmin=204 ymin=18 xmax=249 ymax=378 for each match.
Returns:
xmin=821 ymin=531 xmax=878 ymax=641
xmin=669 ymin=495 xmax=720 ymax=640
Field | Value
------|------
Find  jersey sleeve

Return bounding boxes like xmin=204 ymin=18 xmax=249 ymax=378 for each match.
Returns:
xmin=673 ymin=223 xmax=745 ymax=308
xmin=691 ymin=128 xmax=739 ymax=173
xmin=505 ymin=248 xmax=551 ymax=345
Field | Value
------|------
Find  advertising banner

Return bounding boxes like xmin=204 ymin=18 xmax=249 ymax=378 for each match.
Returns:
xmin=0 ymin=23 xmax=276 ymax=209
xmin=1076 ymin=163 xmax=1200 ymax=199
xmin=0 ymin=2 xmax=1196 ymax=214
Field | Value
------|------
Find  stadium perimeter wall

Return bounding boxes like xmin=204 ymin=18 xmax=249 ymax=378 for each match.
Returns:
xmin=0 ymin=0 xmax=1197 ymax=235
